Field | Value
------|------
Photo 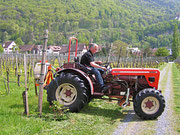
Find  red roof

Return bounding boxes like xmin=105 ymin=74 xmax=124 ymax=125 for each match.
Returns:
xmin=19 ymin=45 xmax=35 ymax=52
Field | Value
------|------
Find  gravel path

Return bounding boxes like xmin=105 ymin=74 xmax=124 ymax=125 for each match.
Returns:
xmin=112 ymin=63 xmax=178 ymax=135
xmin=155 ymin=64 xmax=176 ymax=135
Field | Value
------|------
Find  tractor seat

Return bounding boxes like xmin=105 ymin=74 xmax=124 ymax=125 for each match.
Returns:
xmin=75 ymin=62 xmax=93 ymax=75
xmin=74 ymin=57 xmax=94 ymax=75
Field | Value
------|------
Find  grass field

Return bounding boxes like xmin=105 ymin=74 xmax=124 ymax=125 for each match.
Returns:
xmin=0 ymin=62 xmax=174 ymax=135
xmin=172 ymin=63 xmax=180 ymax=133
xmin=0 ymin=66 xmax=124 ymax=135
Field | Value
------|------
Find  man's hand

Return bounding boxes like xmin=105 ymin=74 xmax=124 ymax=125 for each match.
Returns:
xmin=90 ymin=61 xmax=106 ymax=70
xmin=101 ymin=66 xmax=107 ymax=70
xmin=95 ymin=61 xmax=102 ymax=65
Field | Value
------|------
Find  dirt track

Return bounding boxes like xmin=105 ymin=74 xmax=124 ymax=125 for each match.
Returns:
xmin=112 ymin=63 xmax=178 ymax=135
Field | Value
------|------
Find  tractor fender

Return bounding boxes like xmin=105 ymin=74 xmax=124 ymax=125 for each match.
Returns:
xmin=57 ymin=68 xmax=94 ymax=95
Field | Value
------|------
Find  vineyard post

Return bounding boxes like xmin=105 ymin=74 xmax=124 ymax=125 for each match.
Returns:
xmin=150 ymin=57 xmax=152 ymax=67
xmin=117 ymin=47 xmax=122 ymax=67
xmin=17 ymin=74 xmax=21 ymax=87
xmin=38 ymin=29 xmax=48 ymax=117
xmin=125 ymin=50 xmax=128 ymax=68
xmin=145 ymin=53 xmax=147 ymax=68
xmin=6 ymin=68 xmax=10 ymax=95
xmin=27 ymin=54 xmax=30 ymax=82
xmin=15 ymin=54 xmax=18 ymax=76
xmin=13 ymin=54 xmax=15 ymax=70
xmin=141 ymin=52 xmax=143 ymax=68
xmin=30 ymin=54 xmax=32 ymax=77
xmin=32 ymin=55 xmax=38 ymax=96
xmin=52 ymin=54 xmax=55 ymax=66
xmin=133 ymin=53 xmax=136 ymax=68
xmin=23 ymin=54 xmax=29 ymax=116
xmin=138 ymin=52 xmax=141 ymax=68
xmin=58 ymin=54 xmax=61 ymax=67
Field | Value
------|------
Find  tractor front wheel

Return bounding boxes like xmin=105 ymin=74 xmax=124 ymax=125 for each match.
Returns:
xmin=133 ymin=88 xmax=165 ymax=120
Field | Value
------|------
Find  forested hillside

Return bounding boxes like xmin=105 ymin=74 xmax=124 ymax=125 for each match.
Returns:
xmin=0 ymin=0 xmax=180 ymax=48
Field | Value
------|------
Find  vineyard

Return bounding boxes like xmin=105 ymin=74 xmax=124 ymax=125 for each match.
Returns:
xmin=0 ymin=53 xmax=180 ymax=135
xmin=0 ymin=53 xmax=166 ymax=95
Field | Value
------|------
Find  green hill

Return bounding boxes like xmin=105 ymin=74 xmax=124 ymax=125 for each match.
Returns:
xmin=0 ymin=0 xmax=180 ymax=48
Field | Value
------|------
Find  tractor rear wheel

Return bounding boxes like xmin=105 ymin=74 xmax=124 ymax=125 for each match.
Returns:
xmin=133 ymin=88 xmax=165 ymax=120
xmin=48 ymin=72 xmax=89 ymax=112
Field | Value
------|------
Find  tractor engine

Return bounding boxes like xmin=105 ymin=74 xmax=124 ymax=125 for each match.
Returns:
xmin=104 ymin=68 xmax=160 ymax=97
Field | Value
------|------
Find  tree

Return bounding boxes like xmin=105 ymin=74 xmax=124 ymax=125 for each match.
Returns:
xmin=2 ymin=31 xmax=9 ymax=44
xmin=143 ymin=46 xmax=152 ymax=57
xmin=112 ymin=40 xmax=128 ymax=57
xmin=155 ymin=47 xmax=169 ymax=57
xmin=15 ymin=38 xmax=24 ymax=46
xmin=172 ymin=24 xmax=179 ymax=59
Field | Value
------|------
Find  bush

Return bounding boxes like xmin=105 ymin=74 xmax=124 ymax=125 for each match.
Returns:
xmin=155 ymin=47 xmax=169 ymax=57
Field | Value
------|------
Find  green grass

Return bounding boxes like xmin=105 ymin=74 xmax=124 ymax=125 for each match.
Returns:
xmin=172 ymin=63 xmax=180 ymax=133
xmin=0 ymin=66 xmax=123 ymax=135
xmin=158 ymin=62 xmax=167 ymax=71
xmin=0 ymin=61 xmax=170 ymax=134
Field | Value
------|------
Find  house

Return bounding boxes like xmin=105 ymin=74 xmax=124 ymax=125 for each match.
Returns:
xmin=167 ymin=48 xmax=172 ymax=55
xmin=35 ymin=45 xmax=43 ymax=54
xmin=128 ymin=47 xmax=141 ymax=53
xmin=19 ymin=45 xmax=42 ymax=54
xmin=175 ymin=16 xmax=180 ymax=21
xmin=19 ymin=43 xmax=87 ymax=56
xmin=19 ymin=45 xmax=35 ymax=53
xmin=2 ymin=41 xmax=17 ymax=53
xmin=59 ymin=43 xmax=87 ymax=56
xmin=47 ymin=46 xmax=61 ymax=55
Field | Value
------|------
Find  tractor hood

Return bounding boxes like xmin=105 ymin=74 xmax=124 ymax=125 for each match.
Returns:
xmin=111 ymin=68 xmax=160 ymax=89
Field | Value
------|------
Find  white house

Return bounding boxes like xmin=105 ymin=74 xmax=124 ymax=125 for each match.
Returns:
xmin=128 ymin=47 xmax=141 ymax=53
xmin=175 ymin=16 xmax=180 ymax=21
xmin=2 ymin=41 xmax=17 ymax=53
xmin=47 ymin=46 xmax=61 ymax=55
xmin=167 ymin=48 xmax=172 ymax=55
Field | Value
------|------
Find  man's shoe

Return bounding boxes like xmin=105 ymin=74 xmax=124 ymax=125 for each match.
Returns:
xmin=102 ymin=86 xmax=110 ymax=93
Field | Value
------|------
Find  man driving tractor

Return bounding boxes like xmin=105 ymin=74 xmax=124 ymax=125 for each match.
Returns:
xmin=80 ymin=43 xmax=110 ymax=93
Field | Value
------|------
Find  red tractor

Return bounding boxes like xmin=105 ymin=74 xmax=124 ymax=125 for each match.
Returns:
xmin=47 ymin=37 xmax=165 ymax=120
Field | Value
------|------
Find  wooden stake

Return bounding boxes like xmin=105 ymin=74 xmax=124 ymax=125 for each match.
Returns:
xmin=23 ymin=54 xmax=29 ymax=116
xmin=6 ymin=68 xmax=10 ymax=95
xmin=15 ymin=54 xmax=18 ymax=76
xmin=38 ymin=29 xmax=48 ymax=117
xmin=58 ymin=54 xmax=61 ymax=67
xmin=117 ymin=47 xmax=122 ymax=67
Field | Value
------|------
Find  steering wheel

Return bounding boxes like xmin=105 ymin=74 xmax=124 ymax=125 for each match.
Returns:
xmin=101 ymin=62 xmax=112 ymax=73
